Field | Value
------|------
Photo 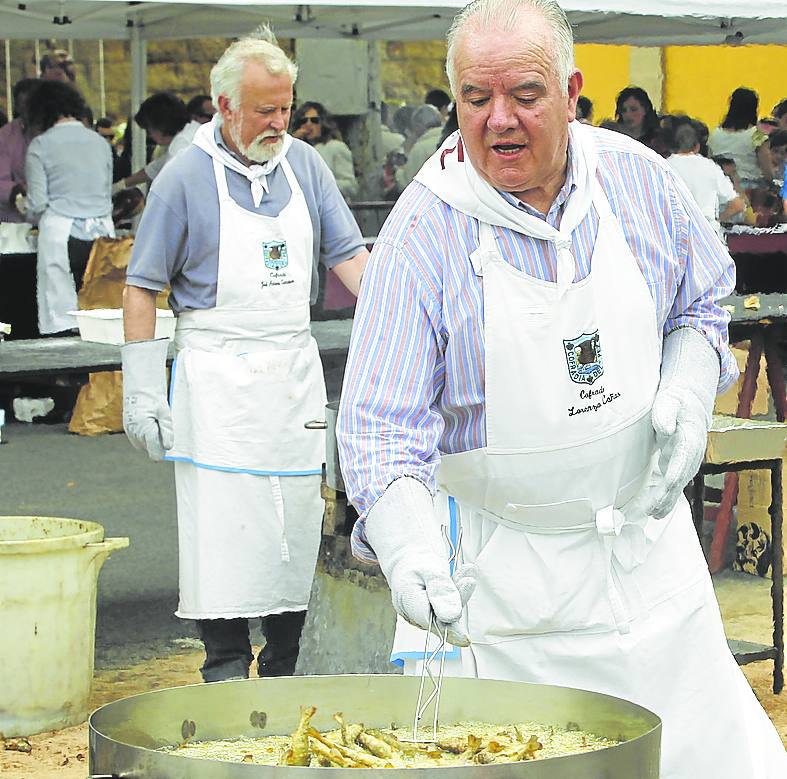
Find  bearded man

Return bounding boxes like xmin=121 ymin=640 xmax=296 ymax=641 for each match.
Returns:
xmin=121 ymin=27 xmax=368 ymax=682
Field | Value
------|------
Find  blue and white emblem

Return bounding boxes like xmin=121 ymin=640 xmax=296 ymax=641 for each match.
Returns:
xmin=563 ymin=331 xmax=603 ymax=385
xmin=262 ymin=240 xmax=288 ymax=270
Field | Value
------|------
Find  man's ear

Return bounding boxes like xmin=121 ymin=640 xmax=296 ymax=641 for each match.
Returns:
xmin=567 ymin=70 xmax=584 ymax=122
xmin=217 ymin=95 xmax=233 ymax=122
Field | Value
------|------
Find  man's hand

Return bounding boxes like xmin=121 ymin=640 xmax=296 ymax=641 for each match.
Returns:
xmin=365 ymin=477 xmax=476 ymax=647
xmin=642 ymin=327 xmax=720 ymax=519
xmin=121 ymin=338 xmax=174 ymax=461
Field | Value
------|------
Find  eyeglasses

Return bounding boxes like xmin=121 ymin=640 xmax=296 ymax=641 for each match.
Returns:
xmin=299 ymin=116 xmax=321 ymax=126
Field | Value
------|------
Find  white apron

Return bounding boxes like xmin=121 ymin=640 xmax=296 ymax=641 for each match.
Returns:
xmin=36 ymin=210 xmax=113 ymax=334
xmin=393 ymin=186 xmax=787 ymax=776
xmin=165 ymin=148 xmax=326 ymax=619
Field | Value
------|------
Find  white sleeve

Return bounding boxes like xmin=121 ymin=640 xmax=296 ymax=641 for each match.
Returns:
xmin=715 ymin=165 xmax=737 ymax=206
xmin=144 ymin=150 xmax=169 ymax=180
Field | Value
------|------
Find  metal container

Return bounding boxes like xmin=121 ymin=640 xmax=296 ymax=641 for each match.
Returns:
xmin=89 ymin=674 xmax=660 ymax=778
xmin=306 ymin=400 xmax=344 ymax=492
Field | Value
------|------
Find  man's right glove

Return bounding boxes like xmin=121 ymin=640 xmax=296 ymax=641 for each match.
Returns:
xmin=364 ymin=476 xmax=476 ymax=647
xmin=121 ymin=338 xmax=174 ymax=461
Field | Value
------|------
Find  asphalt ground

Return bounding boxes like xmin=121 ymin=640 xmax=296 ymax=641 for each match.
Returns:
xmin=0 ymin=421 xmax=203 ymax=667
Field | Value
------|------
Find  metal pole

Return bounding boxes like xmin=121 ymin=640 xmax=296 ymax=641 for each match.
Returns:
xmin=4 ymin=40 xmax=11 ymax=115
xmin=98 ymin=39 xmax=106 ymax=118
xmin=34 ymin=39 xmax=41 ymax=77
xmin=364 ymin=41 xmax=384 ymax=200
xmin=129 ymin=24 xmax=147 ymax=172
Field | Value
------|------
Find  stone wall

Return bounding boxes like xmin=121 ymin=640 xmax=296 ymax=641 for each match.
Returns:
xmin=1 ymin=37 xmax=447 ymax=120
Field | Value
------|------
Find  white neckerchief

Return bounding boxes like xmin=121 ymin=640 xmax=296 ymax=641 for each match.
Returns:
xmin=415 ymin=120 xmax=598 ymax=298
xmin=193 ymin=118 xmax=292 ymax=207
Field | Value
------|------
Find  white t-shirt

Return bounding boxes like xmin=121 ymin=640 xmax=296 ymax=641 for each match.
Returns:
xmin=667 ymin=153 xmax=737 ymax=234
xmin=707 ymin=126 xmax=764 ymax=186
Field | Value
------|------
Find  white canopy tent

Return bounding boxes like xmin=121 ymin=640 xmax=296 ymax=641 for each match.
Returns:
xmin=3 ymin=0 xmax=785 ymax=166
xmin=2 ymin=0 xmax=787 ymax=43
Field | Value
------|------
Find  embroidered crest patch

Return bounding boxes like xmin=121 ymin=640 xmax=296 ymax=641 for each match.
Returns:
xmin=262 ymin=240 xmax=288 ymax=270
xmin=563 ymin=331 xmax=603 ymax=385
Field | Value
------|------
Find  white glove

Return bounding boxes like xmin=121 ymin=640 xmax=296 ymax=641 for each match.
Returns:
xmin=111 ymin=179 xmax=127 ymax=196
xmin=364 ymin=477 xmax=476 ymax=647
xmin=121 ymin=338 xmax=174 ymax=461
xmin=644 ymin=327 xmax=719 ymax=519
xmin=14 ymin=192 xmax=27 ymax=215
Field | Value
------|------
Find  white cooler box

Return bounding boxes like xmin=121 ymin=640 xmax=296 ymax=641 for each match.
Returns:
xmin=69 ymin=308 xmax=175 ymax=344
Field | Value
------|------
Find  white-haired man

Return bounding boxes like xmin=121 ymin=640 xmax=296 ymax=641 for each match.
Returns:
xmin=338 ymin=0 xmax=787 ymax=776
xmin=121 ymin=29 xmax=368 ymax=682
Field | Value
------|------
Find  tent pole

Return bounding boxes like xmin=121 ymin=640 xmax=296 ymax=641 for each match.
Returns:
xmin=98 ymin=39 xmax=106 ymax=118
xmin=130 ymin=24 xmax=147 ymax=172
xmin=4 ymin=40 xmax=11 ymax=114
xmin=364 ymin=40 xmax=383 ymax=200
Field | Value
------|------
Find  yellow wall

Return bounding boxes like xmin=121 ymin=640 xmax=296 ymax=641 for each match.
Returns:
xmin=571 ymin=43 xmax=787 ymax=132
xmin=664 ymin=45 xmax=787 ymax=130
xmin=573 ymin=44 xmax=631 ymax=125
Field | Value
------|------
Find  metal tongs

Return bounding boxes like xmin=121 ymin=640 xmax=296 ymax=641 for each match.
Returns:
xmin=403 ymin=525 xmax=463 ymax=744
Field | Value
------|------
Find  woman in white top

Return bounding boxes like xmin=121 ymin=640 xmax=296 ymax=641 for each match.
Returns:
xmin=708 ymin=88 xmax=772 ymax=191
xmin=24 ymin=80 xmax=114 ymax=334
xmin=291 ymin=101 xmax=358 ymax=201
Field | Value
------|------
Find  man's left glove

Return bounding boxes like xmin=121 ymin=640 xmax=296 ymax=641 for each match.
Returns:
xmin=121 ymin=338 xmax=174 ymax=461
xmin=644 ymin=327 xmax=720 ymax=519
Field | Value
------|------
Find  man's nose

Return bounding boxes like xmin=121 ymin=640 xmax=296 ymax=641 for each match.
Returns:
xmin=487 ymin=97 xmax=518 ymax=133
xmin=270 ymin=112 xmax=287 ymax=131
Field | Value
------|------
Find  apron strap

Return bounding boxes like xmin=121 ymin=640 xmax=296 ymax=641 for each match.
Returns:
xmin=211 ymin=157 xmax=233 ymax=203
xmin=269 ymin=475 xmax=291 ymax=563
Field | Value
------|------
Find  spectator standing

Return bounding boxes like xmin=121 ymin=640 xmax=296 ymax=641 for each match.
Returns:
xmin=0 ymin=78 xmax=39 ymax=224
xmin=708 ymin=88 xmax=772 ymax=191
xmin=186 ymin=94 xmax=216 ymax=124
xmin=425 ymin=88 xmax=452 ymax=119
xmin=291 ymin=101 xmax=359 ymax=200
xmin=395 ymin=103 xmax=444 ymax=191
xmin=24 ymin=81 xmax=113 ymax=334
xmin=773 ymin=100 xmax=787 ymax=130
xmin=668 ymin=123 xmax=744 ymax=237
xmin=39 ymin=50 xmax=76 ymax=84
xmin=576 ymin=95 xmax=593 ymax=124
xmin=614 ymin=86 xmax=661 ymax=150
xmin=115 ymin=92 xmax=193 ymax=191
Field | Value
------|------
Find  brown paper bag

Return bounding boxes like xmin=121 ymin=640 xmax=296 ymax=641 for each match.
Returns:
xmin=68 ymin=371 xmax=124 ymax=435
xmin=70 ymin=237 xmax=171 ymax=436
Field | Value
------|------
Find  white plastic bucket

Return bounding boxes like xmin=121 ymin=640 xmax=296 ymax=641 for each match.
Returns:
xmin=0 ymin=516 xmax=128 ymax=736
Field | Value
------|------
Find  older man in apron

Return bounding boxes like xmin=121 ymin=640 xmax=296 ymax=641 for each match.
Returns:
xmin=337 ymin=1 xmax=787 ymax=777
xmin=120 ymin=29 xmax=368 ymax=682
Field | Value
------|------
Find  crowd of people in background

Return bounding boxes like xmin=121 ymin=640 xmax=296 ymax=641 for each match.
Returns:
xmin=2 ymin=45 xmax=787 ymax=337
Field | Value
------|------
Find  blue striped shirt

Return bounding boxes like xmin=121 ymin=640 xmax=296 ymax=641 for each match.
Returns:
xmin=338 ymin=126 xmax=738 ymax=563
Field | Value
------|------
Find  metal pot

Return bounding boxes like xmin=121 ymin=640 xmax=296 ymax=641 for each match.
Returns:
xmin=305 ymin=400 xmax=344 ymax=492
xmin=89 ymin=674 xmax=661 ymax=778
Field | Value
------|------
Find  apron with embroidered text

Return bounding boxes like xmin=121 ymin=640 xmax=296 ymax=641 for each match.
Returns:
xmin=392 ymin=183 xmax=787 ymax=777
xmin=166 ymin=151 xmax=325 ymax=619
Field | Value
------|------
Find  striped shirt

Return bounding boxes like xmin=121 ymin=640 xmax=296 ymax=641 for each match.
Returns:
xmin=338 ymin=126 xmax=738 ymax=563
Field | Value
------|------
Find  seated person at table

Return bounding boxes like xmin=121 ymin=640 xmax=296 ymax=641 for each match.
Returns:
xmin=768 ymin=129 xmax=787 ymax=218
xmin=24 ymin=81 xmax=114 ymax=335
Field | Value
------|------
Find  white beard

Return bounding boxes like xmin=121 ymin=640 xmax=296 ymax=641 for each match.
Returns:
xmin=230 ymin=122 xmax=284 ymax=163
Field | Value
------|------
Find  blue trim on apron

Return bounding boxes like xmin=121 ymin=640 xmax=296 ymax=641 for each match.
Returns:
xmin=163 ymin=454 xmax=321 ymax=477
